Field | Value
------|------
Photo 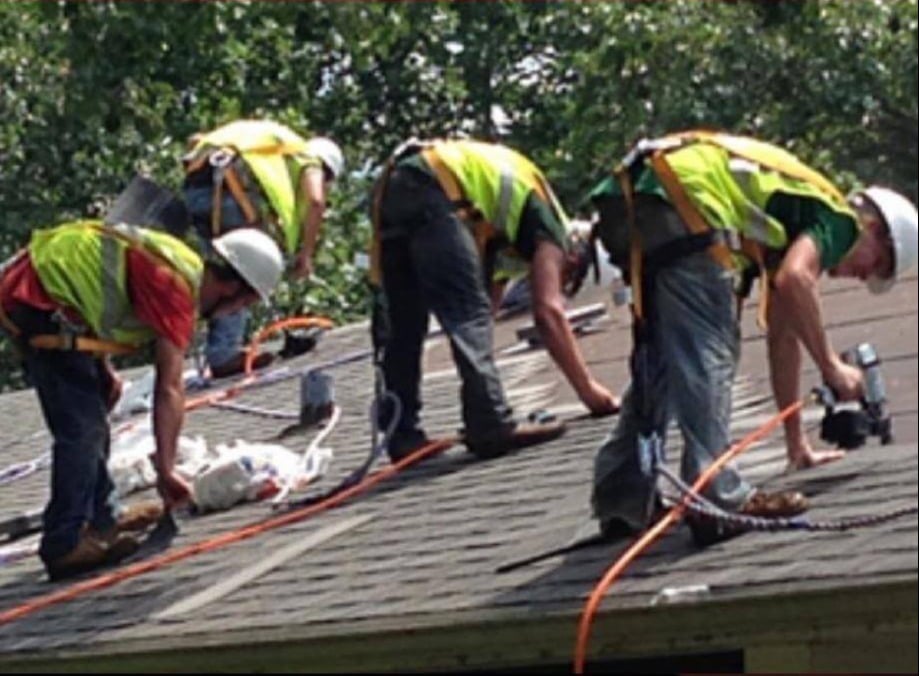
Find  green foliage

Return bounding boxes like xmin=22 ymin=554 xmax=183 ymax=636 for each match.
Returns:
xmin=2 ymin=0 xmax=917 ymax=391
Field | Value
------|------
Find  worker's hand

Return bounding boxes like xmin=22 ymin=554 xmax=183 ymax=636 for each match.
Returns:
xmin=291 ymin=250 xmax=313 ymax=280
xmin=823 ymin=357 xmax=865 ymax=402
xmin=156 ymin=470 xmax=194 ymax=511
xmin=104 ymin=374 xmax=124 ymax=413
xmin=579 ymin=379 xmax=620 ymax=417
xmin=786 ymin=436 xmax=846 ymax=473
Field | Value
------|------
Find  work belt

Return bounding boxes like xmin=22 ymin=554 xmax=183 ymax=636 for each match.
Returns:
xmin=0 ymin=252 xmax=136 ymax=356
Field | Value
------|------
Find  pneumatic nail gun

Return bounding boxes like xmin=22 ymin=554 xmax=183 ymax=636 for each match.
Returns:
xmin=814 ymin=343 xmax=893 ymax=450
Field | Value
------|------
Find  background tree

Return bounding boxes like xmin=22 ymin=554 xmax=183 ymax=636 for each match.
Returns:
xmin=2 ymin=0 xmax=916 ymax=391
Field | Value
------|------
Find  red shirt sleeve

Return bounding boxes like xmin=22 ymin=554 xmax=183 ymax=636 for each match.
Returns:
xmin=126 ymin=249 xmax=196 ymax=351
xmin=0 ymin=253 xmax=59 ymax=313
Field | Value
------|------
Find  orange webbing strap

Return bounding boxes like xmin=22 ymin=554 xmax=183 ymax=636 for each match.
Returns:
xmin=221 ymin=164 xmax=260 ymax=226
xmin=650 ymin=151 xmax=774 ymax=327
xmin=27 ymin=334 xmax=136 ymax=356
xmin=369 ymin=158 xmax=396 ymax=286
xmin=420 ymin=147 xmax=497 ymax=257
xmin=649 ymin=152 xmax=736 ymax=270
xmin=572 ymin=398 xmax=808 ymax=673
xmin=0 ymin=436 xmax=455 ymax=628
xmin=616 ymin=168 xmax=644 ymax=321
xmin=420 ymin=147 xmax=464 ymax=203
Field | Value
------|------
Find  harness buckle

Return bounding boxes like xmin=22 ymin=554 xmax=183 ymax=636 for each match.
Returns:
xmin=51 ymin=310 xmax=86 ymax=351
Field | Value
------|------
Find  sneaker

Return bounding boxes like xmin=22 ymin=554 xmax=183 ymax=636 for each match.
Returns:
xmin=466 ymin=420 xmax=566 ymax=459
xmin=45 ymin=530 xmax=139 ymax=581
xmin=387 ymin=429 xmax=431 ymax=463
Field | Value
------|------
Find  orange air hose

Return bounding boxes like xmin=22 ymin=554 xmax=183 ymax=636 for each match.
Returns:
xmin=573 ymin=398 xmax=807 ymax=673
xmin=0 ymin=437 xmax=453 ymax=627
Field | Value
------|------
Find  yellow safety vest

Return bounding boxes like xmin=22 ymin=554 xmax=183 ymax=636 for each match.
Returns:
xmin=25 ymin=220 xmax=202 ymax=351
xmin=187 ymin=120 xmax=317 ymax=255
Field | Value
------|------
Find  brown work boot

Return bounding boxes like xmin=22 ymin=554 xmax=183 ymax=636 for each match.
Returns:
xmin=688 ymin=490 xmax=809 ymax=548
xmin=116 ymin=500 xmax=164 ymax=532
xmin=210 ymin=351 xmax=274 ymax=379
xmin=739 ymin=490 xmax=809 ymax=518
xmin=45 ymin=530 xmax=139 ymax=581
xmin=466 ymin=420 xmax=566 ymax=459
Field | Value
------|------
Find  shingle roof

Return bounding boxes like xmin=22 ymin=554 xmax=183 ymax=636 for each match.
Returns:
xmin=0 ymin=273 xmax=916 ymax=671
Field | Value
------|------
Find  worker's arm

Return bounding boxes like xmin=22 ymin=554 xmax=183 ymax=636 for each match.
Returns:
xmin=152 ymin=336 xmax=193 ymax=509
xmin=100 ymin=357 xmax=123 ymax=412
xmin=767 ymin=276 xmax=845 ymax=470
xmin=770 ymin=235 xmax=864 ymax=400
xmin=530 ymin=239 xmax=619 ymax=415
xmin=293 ymin=167 xmax=327 ymax=279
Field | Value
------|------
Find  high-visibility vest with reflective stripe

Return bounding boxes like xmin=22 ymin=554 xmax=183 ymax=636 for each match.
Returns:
xmin=28 ymin=220 xmax=203 ymax=347
xmin=654 ymin=131 xmax=856 ymax=254
xmin=191 ymin=120 xmax=316 ymax=255
xmin=429 ymin=140 xmax=570 ymax=247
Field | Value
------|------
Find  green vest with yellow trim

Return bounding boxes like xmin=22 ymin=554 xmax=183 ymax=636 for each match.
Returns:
xmin=430 ymin=140 xmax=570 ymax=248
xmin=28 ymin=220 xmax=203 ymax=348
xmin=191 ymin=120 xmax=316 ymax=255
xmin=653 ymin=131 xmax=856 ymax=257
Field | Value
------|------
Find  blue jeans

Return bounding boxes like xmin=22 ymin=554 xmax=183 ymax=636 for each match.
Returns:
xmin=591 ymin=251 xmax=753 ymax=531
xmin=378 ymin=166 xmax=514 ymax=446
xmin=20 ymin=337 xmax=120 ymax=564
xmin=205 ymin=309 xmax=249 ymax=370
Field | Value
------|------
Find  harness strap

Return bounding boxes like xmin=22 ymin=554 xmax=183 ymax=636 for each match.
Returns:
xmin=420 ymin=147 xmax=497 ymax=256
xmin=369 ymin=158 xmax=396 ymax=287
xmin=27 ymin=334 xmax=136 ymax=355
xmin=649 ymin=151 xmax=772 ymax=329
xmin=616 ymin=168 xmax=644 ymax=322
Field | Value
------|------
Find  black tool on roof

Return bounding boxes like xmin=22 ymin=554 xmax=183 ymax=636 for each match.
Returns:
xmin=105 ymin=174 xmax=190 ymax=236
xmin=815 ymin=342 xmax=892 ymax=450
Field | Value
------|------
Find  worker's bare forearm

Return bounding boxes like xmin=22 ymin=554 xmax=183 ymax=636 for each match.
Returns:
xmin=767 ymin=304 xmax=806 ymax=447
xmin=152 ymin=338 xmax=186 ymax=476
xmin=153 ymin=385 xmax=184 ymax=474
xmin=533 ymin=299 xmax=592 ymax=397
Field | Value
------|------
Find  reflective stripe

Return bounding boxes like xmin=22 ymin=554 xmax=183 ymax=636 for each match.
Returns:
xmin=493 ymin=164 xmax=515 ymax=233
xmin=728 ymin=158 xmax=773 ymax=245
xmin=99 ymin=234 xmax=121 ymax=338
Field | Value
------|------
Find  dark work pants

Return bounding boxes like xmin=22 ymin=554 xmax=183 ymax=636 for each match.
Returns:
xmin=12 ymin=308 xmax=118 ymax=564
xmin=378 ymin=166 xmax=514 ymax=444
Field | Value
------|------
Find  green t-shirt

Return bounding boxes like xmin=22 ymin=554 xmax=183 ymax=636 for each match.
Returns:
xmin=589 ymin=167 xmax=858 ymax=270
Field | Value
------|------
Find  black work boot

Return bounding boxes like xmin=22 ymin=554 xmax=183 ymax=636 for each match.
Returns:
xmin=387 ymin=429 xmax=431 ymax=463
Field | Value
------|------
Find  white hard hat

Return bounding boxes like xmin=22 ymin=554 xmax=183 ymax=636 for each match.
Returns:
xmin=212 ymin=228 xmax=284 ymax=302
xmin=305 ymin=137 xmax=345 ymax=180
xmin=859 ymin=186 xmax=918 ymax=294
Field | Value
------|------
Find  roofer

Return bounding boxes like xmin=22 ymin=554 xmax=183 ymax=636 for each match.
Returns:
xmin=370 ymin=138 xmax=619 ymax=462
xmin=1 ymin=221 xmax=283 ymax=579
xmin=588 ymin=130 xmax=918 ymax=543
xmin=182 ymin=119 xmax=344 ymax=377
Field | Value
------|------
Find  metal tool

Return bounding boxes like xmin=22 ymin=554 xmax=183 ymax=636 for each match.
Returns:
xmin=815 ymin=342 xmax=893 ymax=449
